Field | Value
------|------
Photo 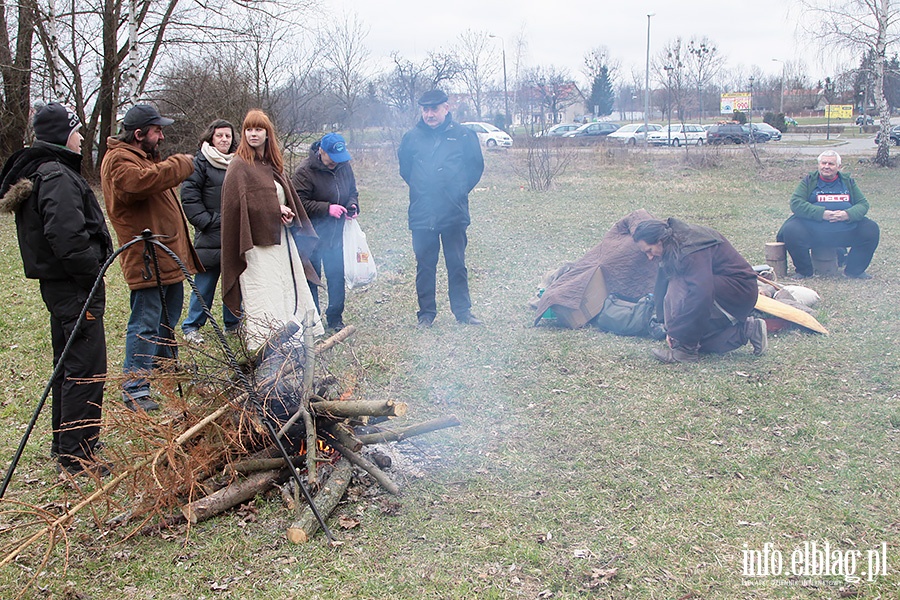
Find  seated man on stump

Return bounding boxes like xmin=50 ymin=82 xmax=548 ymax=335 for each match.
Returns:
xmin=777 ymin=150 xmax=879 ymax=280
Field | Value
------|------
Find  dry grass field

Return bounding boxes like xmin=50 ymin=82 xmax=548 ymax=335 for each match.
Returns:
xmin=0 ymin=142 xmax=898 ymax=599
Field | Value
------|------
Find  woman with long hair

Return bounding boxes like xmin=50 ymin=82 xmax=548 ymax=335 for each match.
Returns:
xmin=220 ymin=109 xmax=323 ymax=350
xmin=632 ymin=218 xmax=767 ymax=363
xmin=180 ymin=119 xmax=240 ymax=343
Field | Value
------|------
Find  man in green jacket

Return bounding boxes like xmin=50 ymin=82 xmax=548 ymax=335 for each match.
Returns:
xmin=777 ymin=150 xmax=879 ymax=279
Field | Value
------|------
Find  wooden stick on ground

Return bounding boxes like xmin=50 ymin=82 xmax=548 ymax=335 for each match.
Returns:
xmin=329 ymin=439 xmax=400 ymax=495
xmin=181 ymin=468 xmax=285 ymax=524
xmin=310 ymin=399 xmax=407 ymax=419
xmin=225 ymin=456 xmax=305 ymax=476
xmin=286 ymin=457 xmax=352 ymax=544
xmin=355 ymin=415 xmax=461 ymax=446
xmin=757 ymin=274 xmax=784 ymax=291
xmin=315 ymin=325 xmax=356 ymax=353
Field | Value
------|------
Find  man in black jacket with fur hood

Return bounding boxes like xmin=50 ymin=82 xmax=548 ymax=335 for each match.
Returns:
xmin=0 ymin=103 xmax=113 ymax=477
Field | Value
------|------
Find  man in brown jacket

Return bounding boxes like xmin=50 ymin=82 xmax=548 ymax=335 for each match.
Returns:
xmin=101 ymin=104 xmax=198 ymax=411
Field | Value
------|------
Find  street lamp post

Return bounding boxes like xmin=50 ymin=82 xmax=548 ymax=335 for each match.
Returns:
xmin=489 ymin=34 xmax=510 ymax=131
xmin=824 ymin=77 xmax=834 ymax=140
xmin=772 ymin=58 xmax=785 ymax=116
xmin=644 ymin=13 xmax=654 ymax=147
xmin=748 ymin=76 xmax=755 ymax=147
xmin=664 ymin=64 xmax=674 ymax=145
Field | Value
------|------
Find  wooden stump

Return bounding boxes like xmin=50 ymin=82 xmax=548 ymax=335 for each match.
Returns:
xmin=764 ymin=242 xmax=787 ymax=278
xmin=811 ymin=247 xmax=839 ymax=276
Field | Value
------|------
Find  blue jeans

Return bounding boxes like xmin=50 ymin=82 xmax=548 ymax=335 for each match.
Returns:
xmin=122 ymin=283 xmax=183 ymax=400
xmin=182 ymin=268 xmax=239 ymax=333
xmin=308 ymin=240 xmax=346 ymax=326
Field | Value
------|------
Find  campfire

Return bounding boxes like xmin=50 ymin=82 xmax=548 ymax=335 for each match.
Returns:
xmin=0 ymin=322 xmax=459 ymax=593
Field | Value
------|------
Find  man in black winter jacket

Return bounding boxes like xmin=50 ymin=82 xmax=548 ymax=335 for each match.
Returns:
xmin=0 ymin=103 xmax=113 ymax=477
xmin=292 ymin=133 xmax=359 ymax=331
xmin=398 ymin=89 xmax=485 ymax=328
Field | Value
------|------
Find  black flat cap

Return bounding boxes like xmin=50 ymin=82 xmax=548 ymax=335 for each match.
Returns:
xmin=418 ymin=89 xmax=449 ymax=107
xmin=123 ymin=104 xmax=175 ymax=131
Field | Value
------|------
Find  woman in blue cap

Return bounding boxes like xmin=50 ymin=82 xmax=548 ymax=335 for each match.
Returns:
xmin=291 ymin=132 xmax=359 ymax=331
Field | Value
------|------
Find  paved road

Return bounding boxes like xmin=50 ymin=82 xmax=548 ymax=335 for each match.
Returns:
xmin=770 ymin=132 xmax=879 ymax=156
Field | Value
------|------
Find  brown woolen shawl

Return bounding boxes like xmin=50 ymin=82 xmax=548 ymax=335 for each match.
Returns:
xmin=533 ymin=209 xmax=659 ymax=326
xmin=220 ymin=155 xmax=319 ymax=315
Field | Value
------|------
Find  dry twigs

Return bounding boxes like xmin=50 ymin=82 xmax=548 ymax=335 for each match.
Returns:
xmin=1 ymin=322 xmax=461 ymax=596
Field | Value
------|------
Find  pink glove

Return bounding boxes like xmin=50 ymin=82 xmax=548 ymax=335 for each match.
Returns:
xmin=328 ymin=204 xmax=347 ymax=219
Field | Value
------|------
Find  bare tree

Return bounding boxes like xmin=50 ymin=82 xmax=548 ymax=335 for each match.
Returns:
xmin=454 ymin=29 xmax=499 ymax=121
xmin=511 ymin=25 xmax=528 ymax=126
xmin=802 ymin=0 xmax=900 ymax=165
xmin=583 ymin=46 xmax=619 ymax=83
xmin=0 ymin=0 xmax=36 ymax=158
xmin=684 ymin=37 xmax=724 ymax=123
xmin=319 ymin=12 xmax=370 ymax=130
xmin=381 ymin=50 xmax=460 ymax=121
xmin=653 ymin=39 xmax=689 ymax=127
xmin=522 ymin=65 xmax=580 ymax=128
xmin=15 ymin=0 xmax=314 ymax=171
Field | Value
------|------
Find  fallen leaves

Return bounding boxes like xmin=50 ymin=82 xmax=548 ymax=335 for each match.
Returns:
xmin=587 ymin=567 xmax=618 ymax=588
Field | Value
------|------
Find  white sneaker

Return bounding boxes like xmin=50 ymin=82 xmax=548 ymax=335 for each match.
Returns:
xmin=184 ymin=330 xmax=205 ymax=345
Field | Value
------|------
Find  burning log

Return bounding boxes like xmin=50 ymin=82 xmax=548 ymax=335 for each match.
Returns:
xmin=310 ymin=399 xmax=407 ymax=419
xmin=328 ymin=439 xmax=400 ymax=495
xmin=325 ymin=422 xmax=363 ymax=452
xmin=354 ymin=415 xmax=461 ymax=445
xmin=286 ymin=457 xmax=352 ymax=544
xmin=182 ymin=467 xmax=286 ymax=524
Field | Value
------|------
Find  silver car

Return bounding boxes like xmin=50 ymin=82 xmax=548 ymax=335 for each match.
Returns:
xmin=606 ymin=123 xmax=663 ymax=145
xmin=647 ymin=124 xmax=707 ymax=146
xmin=462 ymin=122 xmax=513 ymax=148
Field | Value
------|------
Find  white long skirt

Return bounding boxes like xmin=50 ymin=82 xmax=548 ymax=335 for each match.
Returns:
xmin=239 ymin=225 xmax=324 ymax=351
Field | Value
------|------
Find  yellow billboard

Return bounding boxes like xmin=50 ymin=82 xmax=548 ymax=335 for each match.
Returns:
xmin=720 ymin=92 xmax=752 ymax=114
xmin=825 ymin=104 xmax=853 ymax=119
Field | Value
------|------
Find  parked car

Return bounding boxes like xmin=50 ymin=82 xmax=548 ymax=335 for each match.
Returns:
xmin=856 ymin=115 xmax=875 ymax=126
xmin=705 ymin=123 xmax=750 ymax=145
xmin=562 ymin=122 xmax=620 ymax=139
xmin=748 ymin=122 xmax=782 ymax=141
xmin=874 ymin=124 xmax=900 ymax=145
xmin=646 ymin=123 xmax=706 ymax=146
xmin=605 ymin=123 xmax=662 ymax=145
xmin=742 ymin=124 xmax=771 ymax=143
xmin=535 ymin=123 xmax=581 ymax=137
xmin=461 ymin=122 xmax=514 ymax=148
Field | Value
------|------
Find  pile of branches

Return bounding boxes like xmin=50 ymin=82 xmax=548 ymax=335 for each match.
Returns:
xmin=0 ymin=321 xmax=458 ymax=594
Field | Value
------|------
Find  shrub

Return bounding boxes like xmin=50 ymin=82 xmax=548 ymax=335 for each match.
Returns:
xmin=764 ymin=112 xmax=787 ymax=133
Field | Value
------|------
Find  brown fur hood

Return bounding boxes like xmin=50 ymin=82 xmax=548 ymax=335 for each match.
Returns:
xmin=0 ymin=177 xmax=34 ymax=214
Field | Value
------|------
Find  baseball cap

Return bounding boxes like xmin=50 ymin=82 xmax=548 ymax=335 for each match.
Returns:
xmin=320 ymin=133 xmax=351 ymax=163
xmin=418 ymin=89 xmax=449 ymax=107
xmin=122 ymin=104 xmax=175 ymax=131
xmin=33 ymin=103 xmax=81 ymax=146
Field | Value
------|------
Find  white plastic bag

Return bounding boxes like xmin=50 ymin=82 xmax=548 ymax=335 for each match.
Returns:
xmin=343 ymin=219 xmax=377 ymax=289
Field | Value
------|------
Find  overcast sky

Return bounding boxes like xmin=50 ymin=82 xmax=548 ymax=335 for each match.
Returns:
xmin=334 ymin=0 xmax=849 ymax=86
